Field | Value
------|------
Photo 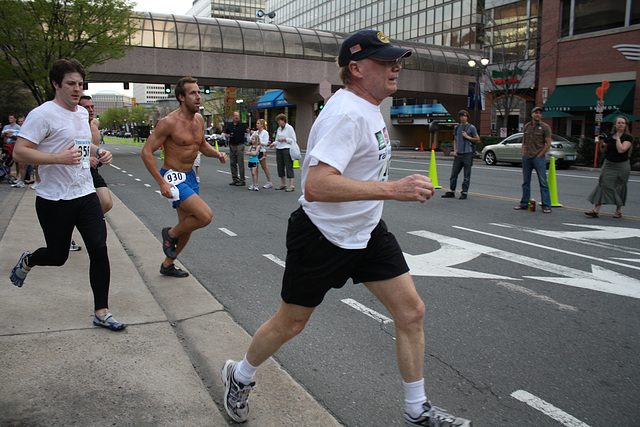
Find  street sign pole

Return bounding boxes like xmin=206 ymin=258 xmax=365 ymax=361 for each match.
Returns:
xmin=593 ymin=81 xmax=610 ymax=167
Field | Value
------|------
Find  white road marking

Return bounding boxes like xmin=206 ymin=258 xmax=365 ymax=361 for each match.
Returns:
xmin=144 ymin=184 xmax=151 ymax=187
xmin=263 ymin=253 xmax=285 ymax=267
xmin=134 ymin=178 xmax=141 ymax=181
xmin=410 ymin=230 xmax=640 ymax=299
xmin=110 ymin=165 xmax=121 ymax=170
xmin=128 ymin=174 xmax=133 ymax=177
xmin=218 ymin=228 xmax=237 ymax=237
xmin=457 ymin=225 xmax=640 ymax=272
xmin=217 ymin=170 xmax=231 ymax=175
xmin=511 ymin=390 xmax=591 ymax=427
xmin=495 ymin=282 xmax=578 ymax=312
xmin=341 ymin=298 xmax=393 ymax=324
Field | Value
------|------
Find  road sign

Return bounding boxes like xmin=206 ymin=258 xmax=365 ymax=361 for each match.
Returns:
xmin=596 ymin=100 xmax=604 ymax=113
xmin=595 ymin=113 xmax=603 ymax=122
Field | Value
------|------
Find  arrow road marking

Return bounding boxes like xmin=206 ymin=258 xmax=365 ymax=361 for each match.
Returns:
xmin=511 ymin=390 xmax=591 ymax=427
xmin=409 ymin=230 xmax=640 ymax=299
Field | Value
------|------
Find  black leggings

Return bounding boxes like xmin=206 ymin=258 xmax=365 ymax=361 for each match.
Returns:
xmin=29 ymin=194 xmax=110 ymax=311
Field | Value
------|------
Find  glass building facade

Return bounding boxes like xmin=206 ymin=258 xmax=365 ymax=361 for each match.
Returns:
xmin=266 ymin=0 xmax=483 ymax=49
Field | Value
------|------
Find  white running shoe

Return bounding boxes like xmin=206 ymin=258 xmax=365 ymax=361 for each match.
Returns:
xmin=263 ymin=182 xmax=273 ymax=189
xmin=405 ymin=401 xmax=472 ymax=427
xmin=221 ymin=360 xmax=254 ymax=423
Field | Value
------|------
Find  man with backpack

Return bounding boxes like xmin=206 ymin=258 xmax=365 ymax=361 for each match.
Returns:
xmin=441 ymin=110 xmax=480 ymax=200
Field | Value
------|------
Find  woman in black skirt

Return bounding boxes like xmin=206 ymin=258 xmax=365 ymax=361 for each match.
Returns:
xmin=585 ymin=116 xmax=633 ymax=218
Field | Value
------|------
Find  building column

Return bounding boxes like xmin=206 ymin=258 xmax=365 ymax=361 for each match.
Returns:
xmin=283 ymin=80 xmax=332 ymax=149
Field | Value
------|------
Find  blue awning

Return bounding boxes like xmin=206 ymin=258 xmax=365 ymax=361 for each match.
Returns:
xmin=256 ymin=90 xmax=281 ymax=108
xmin=256 ymin=90 xmax=295 ymax=108
xmin=275 ymin=91 xmax=294 ymax=107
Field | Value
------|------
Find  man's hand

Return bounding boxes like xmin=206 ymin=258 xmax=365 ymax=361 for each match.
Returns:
xmin=159 ymin=180 xmax=175 ymax=199
xmin=218 ymin=152 xmax=228 ymax=164
xmin=59 ymin=144 xmax=82 ymax=165
xmin=391 ymin=174 xmax=434 ymax=203
xmin=96 ymin=148 xmax=113 ymax=165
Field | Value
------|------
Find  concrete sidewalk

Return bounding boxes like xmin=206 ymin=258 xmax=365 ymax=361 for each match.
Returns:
xmin=0 ymin=190 xmax=340 ymax=426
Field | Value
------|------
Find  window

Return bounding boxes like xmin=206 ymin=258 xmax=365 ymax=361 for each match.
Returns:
xmin=561 ymin=0 xmax=632 ymax=36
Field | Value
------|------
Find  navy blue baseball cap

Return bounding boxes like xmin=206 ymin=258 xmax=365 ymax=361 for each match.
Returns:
xmin=338 ymin=30 xmax=412 ymax=67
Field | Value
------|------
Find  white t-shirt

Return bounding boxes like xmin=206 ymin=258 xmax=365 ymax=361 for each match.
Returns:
xmin=19 ymin=101 xmax=94 ymax=201
xmin=274 ymin=123 xmax=296 ymax=149
xmin=253 ymin=129 xmax=269 ymax=152
xmin=300 ymin=89 xmax=391 ymax=249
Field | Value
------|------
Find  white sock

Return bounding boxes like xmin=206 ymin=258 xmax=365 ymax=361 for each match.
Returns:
xmin=403 ymin=378 xmax=427 ymax=418
xmin=234 ymin=355 xmax=258 ymax=385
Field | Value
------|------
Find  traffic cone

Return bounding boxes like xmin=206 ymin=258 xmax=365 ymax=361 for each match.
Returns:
xmin=215 ymin=140 xmax=219 ymax=151
xmin=548 ymin=156 xmax=562 ymax=207
xmin=420 ymin=141 xmax=424 ymax=151
xmin=293 ymin=160 xmax=300 ymax=169
xmin=428 ymin=147 xmax=441 ymax=189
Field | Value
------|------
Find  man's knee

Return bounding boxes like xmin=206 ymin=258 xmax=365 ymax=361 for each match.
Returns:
xmin=395 ymin=296 xmax=426 ymax=328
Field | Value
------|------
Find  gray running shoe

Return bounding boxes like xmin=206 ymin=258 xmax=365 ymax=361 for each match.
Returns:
xmin=405 ymin=401 xmax=471 ymax=427
xmin=10 ymin=251 xmax=31 ymax=287
xmin=221 ymin=360 xmax=254 ymax=423
xmin=93 ymin=312 xmax=127 ymax=331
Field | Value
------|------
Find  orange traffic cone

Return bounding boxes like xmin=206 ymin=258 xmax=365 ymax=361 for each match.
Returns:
xmin=420 ymin=141 xmax=424 ymax=151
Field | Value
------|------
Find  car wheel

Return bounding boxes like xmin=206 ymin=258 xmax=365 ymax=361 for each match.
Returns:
xmin=484 ymin=151 xmax=497 ymax=166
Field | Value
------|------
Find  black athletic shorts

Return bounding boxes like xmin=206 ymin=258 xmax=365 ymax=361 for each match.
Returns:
xmin=90 ymin=167 xmax=107 ymax=188
xmin=281 ymin=207 xmax=409 ymax=307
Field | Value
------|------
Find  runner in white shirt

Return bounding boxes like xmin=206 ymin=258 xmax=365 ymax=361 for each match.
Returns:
xmin=10 ymin=58 xmax=126 ymax=331
xmin=221 ymin=30 xmax=472 ymax=427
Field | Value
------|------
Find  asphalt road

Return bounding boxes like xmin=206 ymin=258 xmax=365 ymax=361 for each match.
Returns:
xmin=63 ymin=142 xmax=640 ymax=426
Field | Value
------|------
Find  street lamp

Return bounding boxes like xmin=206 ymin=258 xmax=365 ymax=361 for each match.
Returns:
xmin=468 ymin=58 xmax=490 ymax=128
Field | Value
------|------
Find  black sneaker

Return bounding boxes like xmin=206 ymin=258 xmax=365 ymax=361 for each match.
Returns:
xmin=459 ymin=193 xmax=467 ymax=200
xmin=405 ymin=401 xmax=471 ymax=426
xmin=441 ymin=191 xmax=455 ymax=198
xmin=221 ymin=360 xmax=254 ymax=423
xmin=160 ymin=263 xmax=189 ymax=277
xmin=229 ymin=181 xmax=239 ymax=185
xmin=161 ymin=227 xmax=178 ymax=260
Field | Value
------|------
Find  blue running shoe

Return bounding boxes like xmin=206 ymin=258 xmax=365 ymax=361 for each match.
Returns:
xmin=93 ymin=313 xmax=127 ymax=331
xmin=10 ymin=251 xmax=31 ymax=288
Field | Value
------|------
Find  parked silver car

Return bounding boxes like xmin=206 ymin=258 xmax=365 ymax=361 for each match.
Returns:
xmin=481 ymin=133 xmax=578 ymax=168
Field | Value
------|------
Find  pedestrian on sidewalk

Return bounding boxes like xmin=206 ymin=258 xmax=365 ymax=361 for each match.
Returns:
xmin=514 ymin=106 xmax=552 ymax=213
xmin=224 ymin=111 xmax=247 ymax=186
xmin=141 ymin=77 xmax=227 ymax=278
xmin=221 ymin=30 xmax=471 ymax=427
xmin=441 ymin=110 xmax=480 ymax=200
xmin=269 ymin=114 xmax=296 ymax=192
xmin=10 ymin=58 xmax=126 ymax=331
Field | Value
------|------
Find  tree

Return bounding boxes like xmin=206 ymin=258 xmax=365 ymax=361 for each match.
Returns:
xmin=99 ymin=106 xmax=129 ymax=129
xmin=477 ymin=3 xmax=550 ymax=134
xmin=0 ymin=0 xmax=137 ymax=105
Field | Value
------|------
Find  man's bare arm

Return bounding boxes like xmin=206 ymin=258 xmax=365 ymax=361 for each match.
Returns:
xmin=141 ymin=119 xmax=174 ymax=198
xmin=304 ymin=161 xmax=434 ymax=204
xmin=14 ymin=137 xmax=81 ymax=166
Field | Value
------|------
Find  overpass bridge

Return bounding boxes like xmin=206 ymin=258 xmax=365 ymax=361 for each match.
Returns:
xmin=89 ymin=12 xmax=482 ymax=144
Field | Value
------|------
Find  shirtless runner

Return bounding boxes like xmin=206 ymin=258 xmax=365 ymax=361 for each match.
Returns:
xmin=141 ymin=77 xmax=228 ymax=277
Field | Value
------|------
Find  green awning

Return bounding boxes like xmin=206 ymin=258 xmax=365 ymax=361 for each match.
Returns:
xmin=543 ymin=81 xmax=635 ymax=113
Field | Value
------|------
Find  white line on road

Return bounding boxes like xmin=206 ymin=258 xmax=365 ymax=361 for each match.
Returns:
xmin=217 ymin=170 xmax=231 ymax=175
xmin=144 ymin=184 xmax=151 ymax=187
xmin=218 ymin=228 xmax=237 ymax=236
xmin=263 ymin=254 xmax=285 ymax=267
xmin=134 ymin=178 xmax=141 ymax=182
xmin=110 ymin=165 xmax=121 ymax=170
xmin=341 ymin=298 xmax=393 ymax=324
xmin=128 ymin=174 xmax=133 ymax=177
xmin=495 ymin=282 xmax=578 ymax=312
xmin=511 ymin=390 xmax=591 ymax=427
xmin=455 ymin=226 xmax=640 ymax=273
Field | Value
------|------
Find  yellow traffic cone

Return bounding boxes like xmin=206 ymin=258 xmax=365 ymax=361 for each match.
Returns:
xmin=548 ymin=156 xmax=562 ymax=207
xmin=429 ymin=148 xmax=441 ymax=189
xmin=293 ymin=160 xmax=300 ymax=169
xmin=215 ymin=140 xmax=219 ymax=151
